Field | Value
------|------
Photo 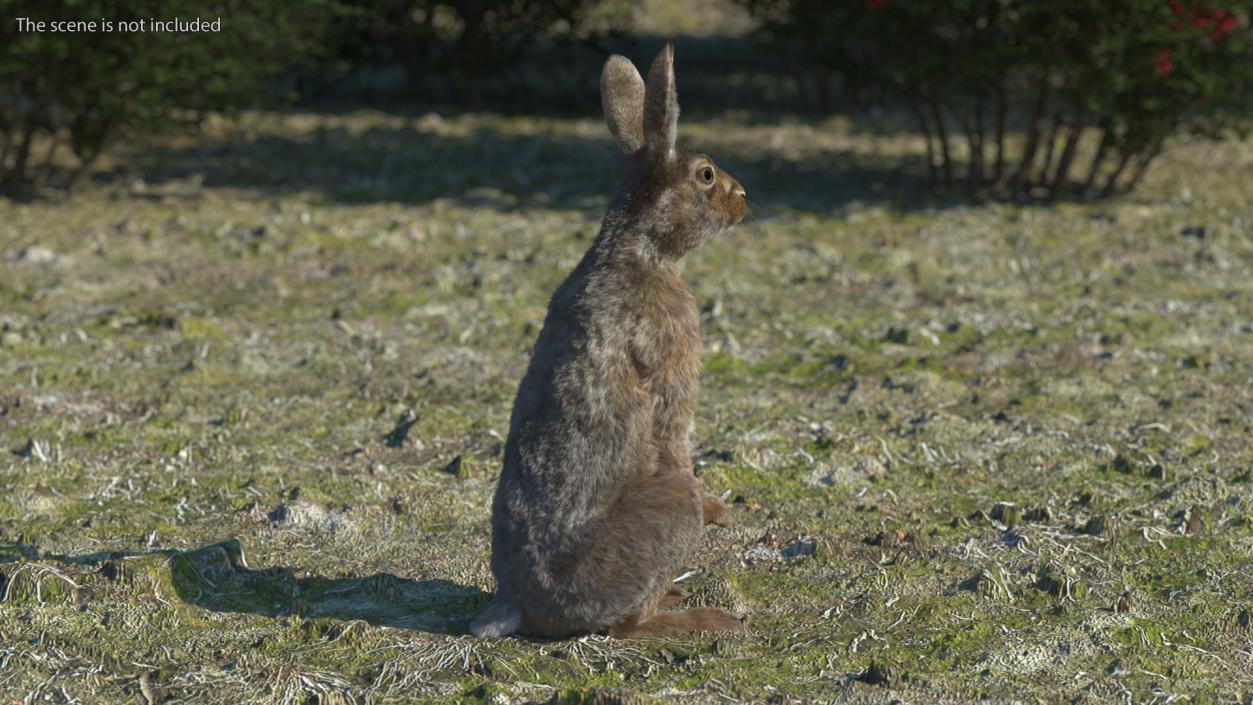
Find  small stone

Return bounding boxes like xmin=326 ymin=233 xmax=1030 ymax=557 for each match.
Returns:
xmin=781 ymin=537 xmax=817 ymax=559
xmin=17 ymin=246 xmax=57 ymax=263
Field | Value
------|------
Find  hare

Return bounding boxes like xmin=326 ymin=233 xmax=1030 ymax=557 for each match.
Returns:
xmin=471 ymin=43 xmax=747 ymax=639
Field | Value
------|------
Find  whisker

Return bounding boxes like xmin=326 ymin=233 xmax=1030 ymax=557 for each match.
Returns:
xmin=743 ymin=197 xmax=768 ymax=224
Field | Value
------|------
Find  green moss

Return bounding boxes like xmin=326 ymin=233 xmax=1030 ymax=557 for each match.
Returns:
xmin=0 ymin=107 xmax=1249 ymax=704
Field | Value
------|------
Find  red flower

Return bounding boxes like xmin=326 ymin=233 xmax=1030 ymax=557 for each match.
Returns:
xmin=1153 ymin=48 xmax=1174 ymax=76
xmin=1209 ymin=10 xmax=1237 ymax=39
xmin=1177 ymin=4 xmax=1239 ymax=40
xmin=864 ymin=0 xmax=889 ymax=11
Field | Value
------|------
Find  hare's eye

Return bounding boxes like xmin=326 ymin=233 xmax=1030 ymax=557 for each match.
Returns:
xmin=698 ymin=166 xmax=715 ymax=184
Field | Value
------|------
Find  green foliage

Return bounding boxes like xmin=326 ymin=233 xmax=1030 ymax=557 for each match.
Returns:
xmin=0 ymin=0 xmax=610 ymax=195
xmin=324 ymin=0 xmax=605 ymax=96
xmin=740 ymin=0 xmax=1253 ymax=199
xmin=0 ymin=0 xmax=337 ymax=194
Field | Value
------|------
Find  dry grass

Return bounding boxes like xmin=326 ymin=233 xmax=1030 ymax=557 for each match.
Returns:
xmin=1 ymin=107 xmax=1251 ymax=704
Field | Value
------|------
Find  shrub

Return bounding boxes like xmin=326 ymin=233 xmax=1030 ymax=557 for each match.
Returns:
xmin=325 ymin=0 xmax=606 ymax=102
xmin=0 ymin=0 xmax=335 ymax=195
xmin=740 ymin=0 xmax=1253 ymax=199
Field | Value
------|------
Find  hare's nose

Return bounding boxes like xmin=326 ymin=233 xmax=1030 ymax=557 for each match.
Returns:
xmin=734 ymin=185 xmax=746 ymax=198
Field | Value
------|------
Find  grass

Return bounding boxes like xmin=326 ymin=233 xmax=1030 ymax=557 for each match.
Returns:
xmin=0 ymin=106 xmax=1251 ymax=704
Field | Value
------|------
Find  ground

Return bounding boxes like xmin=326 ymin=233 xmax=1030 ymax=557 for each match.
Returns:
xmin=0 ymin=107 xmax=1251 ymax=704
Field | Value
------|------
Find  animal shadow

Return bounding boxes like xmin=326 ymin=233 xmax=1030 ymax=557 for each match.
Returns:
xmin=167 ymin=538 xmax=490 ymax=634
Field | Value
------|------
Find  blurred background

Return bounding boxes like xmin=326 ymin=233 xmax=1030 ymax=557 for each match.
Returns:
xmin=1 ymin=2 xmax=1252 ymax=703
xmin=2 ymin=0 xmax=1250 ymax=202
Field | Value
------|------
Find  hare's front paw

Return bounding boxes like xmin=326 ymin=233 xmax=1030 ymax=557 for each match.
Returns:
xmin=701 ymin=490 xmax=734 ymax=527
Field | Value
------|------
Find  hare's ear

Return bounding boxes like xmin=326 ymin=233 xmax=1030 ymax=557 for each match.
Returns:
xmin=643 ymin=42 xmax=678 ymax=158
xmin=601 ymin=55 xmax=645 ymax=155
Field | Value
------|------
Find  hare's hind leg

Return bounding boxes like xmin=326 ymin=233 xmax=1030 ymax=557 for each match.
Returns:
xmin=517 ymin=466 xmax=702 ymax=638
xmin=608 ymin=607 xmax=744 ymax=637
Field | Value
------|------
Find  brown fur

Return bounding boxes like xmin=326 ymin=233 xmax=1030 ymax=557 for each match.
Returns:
xmin=608 ymin=607 xmax=745 ymax=638
xmin=658 ymin=586 xmax=689 ymax=609
xmin=470 ymin=43 xmax=747 ymax=639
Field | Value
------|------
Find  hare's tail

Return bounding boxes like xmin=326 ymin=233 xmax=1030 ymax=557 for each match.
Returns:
xmin=470 ymin=599 xmax=521 ymax=637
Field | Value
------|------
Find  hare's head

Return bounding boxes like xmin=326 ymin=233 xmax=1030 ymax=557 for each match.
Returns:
xmin=601 ymin=43 xmax=746 ymax=259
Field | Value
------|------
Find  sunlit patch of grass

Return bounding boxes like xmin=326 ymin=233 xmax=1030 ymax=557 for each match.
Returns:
xmin=0 ymin=106 xmax=1249 ymax=702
